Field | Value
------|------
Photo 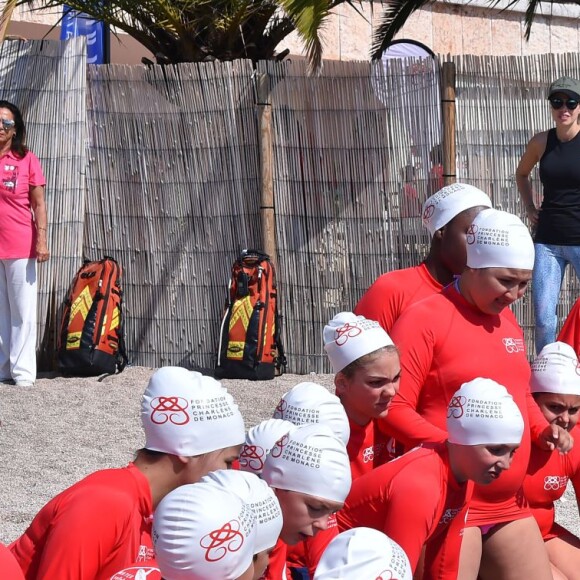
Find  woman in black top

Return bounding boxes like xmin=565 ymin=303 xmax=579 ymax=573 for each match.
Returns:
xmin=516 ymin=76 xmax=580 ymax=355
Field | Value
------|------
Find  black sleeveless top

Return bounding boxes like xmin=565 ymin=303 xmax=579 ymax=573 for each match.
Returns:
xmin=536 ymin=128 xmax=580 ymax=245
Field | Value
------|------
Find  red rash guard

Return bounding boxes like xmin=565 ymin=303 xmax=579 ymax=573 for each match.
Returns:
xmin=347 ymin=417 xmax=395 ymax=480
xmin=524 ymin=425 xmax=580 ymax=539
xmin=385 ymin=286 xmax=548 ymax=525
xmin=110 ymin=563 xmax=161 ymax=580
xmin=337 ymin=444 xmax=472 ymax=579
xmin=354 ymin=263 xmax=443 ymax=332
xmin=262 ymin=538 xmax=288 ymax=580
xmin=0 ymin=543 xmax=25 ymax=580
xmin=10 ymin=463 xmax=154 ymax=580
xmin=558 ymin=298 xmax=580 ymax=356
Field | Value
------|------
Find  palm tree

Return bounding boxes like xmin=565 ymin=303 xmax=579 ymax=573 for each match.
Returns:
xmin=0 ymin=0 xmax=367 ymax=71
xmin=371 ymin=0 xmax=556 ymax=60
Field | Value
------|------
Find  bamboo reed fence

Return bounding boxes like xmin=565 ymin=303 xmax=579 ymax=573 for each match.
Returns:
xmin=0 ymin=37 xmax=86 ymax=369
xmin=1 ymin=38 xmax=578 ymax=374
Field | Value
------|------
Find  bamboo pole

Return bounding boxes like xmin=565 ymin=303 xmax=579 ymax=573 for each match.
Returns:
xmin=257 ymin=72 xmax=278 ymax=270
xmin=441 ymin=61 xmax=456 ymax=185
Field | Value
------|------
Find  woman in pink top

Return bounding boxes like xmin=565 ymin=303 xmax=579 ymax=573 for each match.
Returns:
xmin=0 ymin=100 xmax=48 ymax=387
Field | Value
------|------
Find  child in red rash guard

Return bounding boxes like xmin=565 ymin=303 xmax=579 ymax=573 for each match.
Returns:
xmin=261 ymin=424 xmax=351 ymax=580
xmin=384 ymin=209 xmax=571 ymax=579
xmin=524 ymin=341 xmax=580 ymax=579
xmin=153 ymin=480 xmax=258 ymax=580
xmin=338 ymin=378 xmax=524 ymax=579
xmin=271 ymin=382 xmax=350 ymax=579
xmin=354 ymin=183 xmax=492 ymax=332
xmin=323 ymin=311 xmax=401 ymax=477
xmin=10 ymin=367 xmax=245 ymax=580
xmin=558 ymin=296 xmax=580 ymax=356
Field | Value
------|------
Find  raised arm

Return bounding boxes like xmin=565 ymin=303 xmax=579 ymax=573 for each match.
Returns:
xmin=515 ymin=132 xmax=547 ymax=228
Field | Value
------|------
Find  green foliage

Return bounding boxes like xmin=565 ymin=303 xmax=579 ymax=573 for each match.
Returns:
xmin=2 ymin=0 xmax=368 ymax=69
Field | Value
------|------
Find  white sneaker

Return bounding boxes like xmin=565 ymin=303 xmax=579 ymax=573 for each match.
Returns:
xmin=15 ymin=380 xmax=34 ymax=387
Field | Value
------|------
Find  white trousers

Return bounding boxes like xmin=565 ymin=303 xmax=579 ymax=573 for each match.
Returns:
xmin=0 ymin=258 xmax=37 ymax=382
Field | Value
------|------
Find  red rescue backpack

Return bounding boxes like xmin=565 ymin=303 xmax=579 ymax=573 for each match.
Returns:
xmin=215 ymin=249 xmax=286 ymax=380
xmin=58 ymin=257 xmax=128 ymax=376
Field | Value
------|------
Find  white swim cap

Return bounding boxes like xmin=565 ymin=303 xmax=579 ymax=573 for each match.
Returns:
xmin=531 ymin=341 xmax=580 ymax=395
xmin=323 ymin=312 xmax=395 ymax=374
xmin=465 ymin=208 xmax=534 ymax=270
xmin=204 ymin=470 xmax=283 ymax=553
xmin=314 ymin=527 xmax=412 ymax=580
xmin=153 ymin=482 xmax=257 ymax=580
xmin=273 ymin=382 xmax=350 ymax=445
xmin=447 ymin=378 xmax=524 ymax=446
xmin=141 ymin=367 xmax=245 ymax=456
xmin=262 ymin=423 xmax=352 ymax=504
xmin=239 ymin=419 xmax=297 ymax=476
xmin=421 ymin=183 xmax=492 ymax=236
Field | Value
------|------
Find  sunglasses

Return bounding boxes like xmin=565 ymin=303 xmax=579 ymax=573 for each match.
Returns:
xmin=549 ymin=97 xmax=579 ymax=111
xmin=0 ymin=119 xmax=15 ymax=130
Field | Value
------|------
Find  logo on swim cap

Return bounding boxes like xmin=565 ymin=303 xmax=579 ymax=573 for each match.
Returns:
xmin=270 ymin=433 xmax=289 ymax=458
xmin=422 ymin=203 xmax=435 ymax=222
xmin=466 ymin=224 xmax=478 ymax=245
xmin=150 ymin=396 xmax=190 ymax=425
xmin=334 ymin=322 xmax=362 ymax=346
xmin=239 ymin=444 xmax=265 ymax=471
xmin=447 ymin=396 xmax=466 ymax=418
xmin=200 ymin=520 xmax=244 ymax=562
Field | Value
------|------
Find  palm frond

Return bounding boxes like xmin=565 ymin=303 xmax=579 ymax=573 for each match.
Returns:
xmin=0 ymin=0 xmax=20 ymax=42
xmin=278 ymin=0 xmax=332 ymax=73
xmin=522 ymin=0 xmax=542 ymax=40
xmin=371 ymin=0 xmax=432 ymax=61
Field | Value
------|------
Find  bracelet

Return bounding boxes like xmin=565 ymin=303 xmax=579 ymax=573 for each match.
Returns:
xmin=37 ymin=227 xmax=47 ymax=231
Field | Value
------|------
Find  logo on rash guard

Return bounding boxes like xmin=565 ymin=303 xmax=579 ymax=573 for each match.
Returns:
xmin=136 ymin=544 xmax=155 ymax=562
xmin=334 ymin=322 xmax=362 ymax=346
xmin=376 ymin=570 xmax=395 ymax=579
xmin=466 ymin=224 xmax=478 ymax=244
xmin=239 ymin=444 xmax=265 ymax=471
xmin=439 ymin=508 xmax=461 ymax=525
xmin=447 ymin=396 xmax=466 ymax=418
xmin=543 ymin=475 xmax=568 ymax=491
xmin=269 ymin=433 xmax=289 ymax=458
xmin=200 ymin=520 xmax=244 ymax=561
xmin=502 ymin=338 xmax=525 ymax=354
xmin=149 ymin=396 xmax=190 ymax=425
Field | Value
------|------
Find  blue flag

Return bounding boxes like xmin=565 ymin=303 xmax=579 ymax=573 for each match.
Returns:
xmin=60 ymin=5 xmax=106 ymax=64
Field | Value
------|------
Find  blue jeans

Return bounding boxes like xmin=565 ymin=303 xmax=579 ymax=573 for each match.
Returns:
xmin=533 ymin=243 xmax=580 ymax=354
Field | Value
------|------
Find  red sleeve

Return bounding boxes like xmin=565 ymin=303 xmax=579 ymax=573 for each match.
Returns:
xmin=379 ymin=472 xmax=442 ymax=571
xmin=423 ymin=503 xmax=468 ymax=579
xmin=382 ymin=308 xmax=448 ymax=448
xmin=558 ymin=299 xmax=580 ymax=356
xmin=33 ymin=490 xmax=134 ymax=579
xmin=567 ymin=442 xmax=580 ymax=507
xmin=354 ymin=275 xmax=403 ymax=332
xmin=0 ymin=544 xmax=24 ymax=580
xmin=526 ymin=388 xmax=549 ymax=447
